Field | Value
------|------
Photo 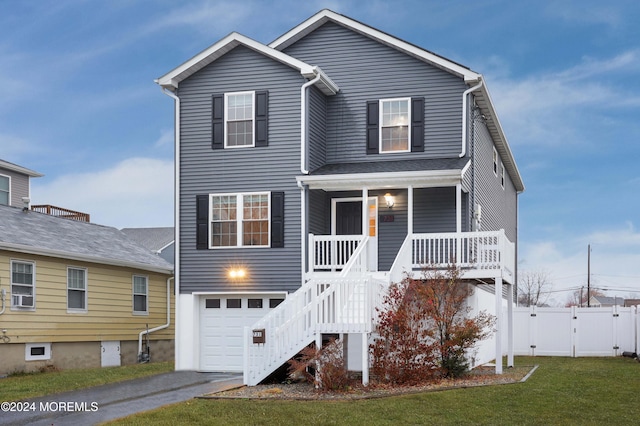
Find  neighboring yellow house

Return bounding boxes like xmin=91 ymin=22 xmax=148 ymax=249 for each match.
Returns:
xmin=0 ymin=203 xmax=174 ymax=374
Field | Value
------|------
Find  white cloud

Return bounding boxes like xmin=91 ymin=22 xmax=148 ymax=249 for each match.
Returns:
xmin=154 ymin=129 xmax=174 ymax=149
xmin=31 ymin=157 xmax=173 ymax=229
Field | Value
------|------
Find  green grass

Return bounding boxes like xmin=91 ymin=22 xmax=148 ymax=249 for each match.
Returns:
xmin=0 ymin=362 xmax=173 ymax=401
xmin=107 ymin=357 xmax=640 ymax=425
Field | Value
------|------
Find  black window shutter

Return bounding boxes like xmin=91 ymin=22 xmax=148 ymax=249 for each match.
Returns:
xmin=271 ymin=192 xmax=284 ymax=248
xmin=212 ymin=94 xmax=224 ymax=150
xmin=196 ymin=195 xmax=209 ymax=249
xmin=255 ymin=91 xmax=268 ymax=147
xmin=366 ymin=100 xmax=379 ymax=154
xmin=411 ymin=97 xmax=425 ymax=152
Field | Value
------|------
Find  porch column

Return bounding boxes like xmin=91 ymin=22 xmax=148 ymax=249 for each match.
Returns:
xmin=362 ymin=332 xmax=369 ymax=386
xmin=362 ymin=187 xmax=368 ymax=238
xmin=495 ymin=276 xmax=503 ymax=374
xmin=507 ymin=282 xmax=514 ymax=367
xmin=456 ymin=183 xmax=462 ymax=233
xmin=407 ymin=185 xmax=413 ymax=235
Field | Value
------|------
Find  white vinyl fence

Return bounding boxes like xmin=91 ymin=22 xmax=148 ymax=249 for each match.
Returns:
xmin=513 ymin=306 xmax=639 ymax=357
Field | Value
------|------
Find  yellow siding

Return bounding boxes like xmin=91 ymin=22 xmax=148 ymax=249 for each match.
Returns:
xmin=0 ymin=250 xmax=174 ymax=344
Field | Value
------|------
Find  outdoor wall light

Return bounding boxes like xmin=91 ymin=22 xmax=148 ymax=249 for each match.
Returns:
xmin=384 ymin=193 xmax=395 ymax=208
xmin=228 ymin=268 xmax=246 ymax=279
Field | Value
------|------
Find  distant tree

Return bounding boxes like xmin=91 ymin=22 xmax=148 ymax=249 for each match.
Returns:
xmin=517 ymin=270 xmax=553 ymax=307
xmin=565 ymin=287 xmax=606 ymax=307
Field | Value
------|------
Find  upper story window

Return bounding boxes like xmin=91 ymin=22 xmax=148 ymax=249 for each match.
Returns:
xmin=501 ymin=164 xmax=506 ymax=189
xmin=11 ymin=260 xmax=35 ymax=309
xmin=380 ymin=98 xmax=410 ymax=153
xmin=212 ymin=91 xmax=268 ymax=150
xmin=493 ymin=147 xmax=499 ymax=176
xmin=133 ymin=275 xmax=148 ymax=314
xmin=210 ymin=192 xmax=270 ymax=248
xmin=0 ymin=174 xmax=9 ymax=205
xmin=225 ymin=92 xmax=254 ymax=148
xmin=67 ymin=267 xmax=87 ymax=312
xmin=367 ymin=97 xmax=424 ymax=155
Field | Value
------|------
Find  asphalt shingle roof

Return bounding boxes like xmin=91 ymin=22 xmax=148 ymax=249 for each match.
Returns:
xmin=121 ymin=227 xmax=174 ymax=253
xmin=310 ymin=157 xmax=470 ymax=175
xmin=0 ymin=204 xmax=173 ymax=273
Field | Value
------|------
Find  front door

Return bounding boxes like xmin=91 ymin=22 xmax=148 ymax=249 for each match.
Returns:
xmin=332 ymin=197 xmax=378 ymax=271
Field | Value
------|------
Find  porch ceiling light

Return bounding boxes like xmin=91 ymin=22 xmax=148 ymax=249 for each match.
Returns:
xmin=384 ymin=193 xmax=395 ymax=208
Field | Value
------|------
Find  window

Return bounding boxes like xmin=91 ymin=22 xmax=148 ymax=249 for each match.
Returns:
xmin=210 ymin=193 xmax=270 ymax=248
xmin=501 ymin=164 xmax=506 ymax=189
xmin=269 ymin=298 xmax=284 ymax=308
xmin=248 ymin=298 xmax=263 ymax=309
xmin=11 ymin=260 xmax=34 ymax=308
xmin=67 ymin=267 xmax=87 ymax=312
xmin=205 ymin=298 xmax=221 ymax=309
xmin=380 ymin=98 xmax=410 ymax=152
xmin=25 ymin=343 xmax=51 ymax=361
xmin=225 ymin=92 xmax=254 ymax=147
xmin=133 ymin=275 xmax=148 ymax=314
xmin=0 ymin=174 xmax=9 ymax=205
xmin=227 ymin=299 xmax=241 ymax=308
xmin=493 ymin=147 xmax=498 ymax=176
xmin=212 ymin=91 xmax=268 ymax=149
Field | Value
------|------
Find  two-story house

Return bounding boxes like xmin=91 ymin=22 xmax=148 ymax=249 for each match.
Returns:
xmin=0 ymin=159 xmax=43 ymax=207
xmin=157 ymin=9 xmax=524 ymax=385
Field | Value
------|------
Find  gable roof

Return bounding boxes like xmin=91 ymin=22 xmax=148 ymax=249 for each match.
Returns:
xmin=269 ymin=9 xmax=480 ymax=83
xmin=155 ymin=32 xmax=339 ymax=95
xmin=121 ymin=227 xmax=174 ymax=253
xmin=0 ymin=159 xmax=43 ymax=178
xmin=0 ymin=204 xmax=173 ymax=274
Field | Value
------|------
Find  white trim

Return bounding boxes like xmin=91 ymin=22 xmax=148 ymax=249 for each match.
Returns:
xmin=208 ymin=192 xmax=271 ymax=249
xmin=501 ymin=164 xmax=506 ymax=190
xmin=156 ymin=32 xmax=316 ymax=89
xmin=66 ymin=266 xmax=88 ymax=313
xmin=132 ymin=274 xmax=149 ymax=315
xmin=224 ymin=91 xmax=256 ymax=149
xmin=379 ymin=98 xmax=411 ymax=154
xmin=297 ymin=169 xmax=463 ymax=191
xmin=25 ymin=342 xmax=51 ymax=361
xmin=493 ymin=147 xmax=499 ymax=176
xmin=0 ymin=160 xmax=43 ymax=177
xmin=269 ymin=9 xmax=480 ymax=83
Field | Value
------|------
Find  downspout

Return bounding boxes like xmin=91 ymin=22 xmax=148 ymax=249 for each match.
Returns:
xmin=160 ymin=86 xmax=180 ymax=366
xmin=460 ymin=79 xmax=484 ymax=158
xmin=299 ymin=70 xmax=321 ymax=280
xmin=0 ymin=288 xmax=6 ymax=315
xmin=138 ymin=276 xmax=173 ymax=358
xmin=300 ymin=70 xmax=322 ymax=174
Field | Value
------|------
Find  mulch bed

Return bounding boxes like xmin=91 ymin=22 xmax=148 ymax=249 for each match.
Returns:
xmin=203 ymin=365 xmax=536 ymax=400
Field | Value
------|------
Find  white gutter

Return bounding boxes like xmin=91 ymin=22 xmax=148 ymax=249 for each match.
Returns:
xmin=138 ymin=277 xmax=173 ymax=358
xmin=460 ymin=78 xmax=484 ymax=158
xmin=159 ymin=86 xmax=181 ymax=368
xmin=300 ymin=70 xmax=322 ymax=174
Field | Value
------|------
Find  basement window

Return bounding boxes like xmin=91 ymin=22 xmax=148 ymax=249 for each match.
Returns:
xmin=25 ymin=343 xmax=51 ymax=361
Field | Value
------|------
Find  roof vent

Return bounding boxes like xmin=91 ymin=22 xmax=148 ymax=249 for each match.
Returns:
xmin=22 ymin=197 xmax=30 ymax=212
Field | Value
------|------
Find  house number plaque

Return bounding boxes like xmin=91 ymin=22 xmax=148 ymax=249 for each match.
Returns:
xmin=253 ymin=329 xmax=265 ymax=344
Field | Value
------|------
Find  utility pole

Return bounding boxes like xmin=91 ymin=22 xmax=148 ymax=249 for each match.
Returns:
xmin=587 ymin=244 xmax=591 ymax=308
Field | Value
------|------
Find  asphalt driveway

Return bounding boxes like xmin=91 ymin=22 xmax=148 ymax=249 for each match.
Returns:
xmin=2 ymin=371 xmax=242 ymax=425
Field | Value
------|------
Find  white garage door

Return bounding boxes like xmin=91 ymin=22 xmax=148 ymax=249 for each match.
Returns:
xmin=199 ymin=294 xmax=284 ymax=372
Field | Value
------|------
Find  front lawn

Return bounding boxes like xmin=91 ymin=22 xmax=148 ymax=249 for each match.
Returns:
xmin=107 ymin=356 xmax=640 ymax=425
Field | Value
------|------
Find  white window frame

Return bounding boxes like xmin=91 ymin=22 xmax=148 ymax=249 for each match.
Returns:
xmin=224 ymin=91 xmax=255 ymax=148
xmin=501 ymin=164 xmax=506 ymax=189
xmin=209 ymin=192 xmax=271 ymax=249
xmin=379 ymin=98 xmax=411 ymax=154
xmin=67 ymin=266 xmax=88 ymax=313
xmin=0 ymin=173 xmax=10 ymax=206
xmin=493 ymin=147 xmax=499 ymax=176
xmin=133 ymin=275 xmax=149 ymax=315
xmin=10 ymin=259 xmax=35 ymax=310
xmin=25 ymin=343 xmax=51 ymax=361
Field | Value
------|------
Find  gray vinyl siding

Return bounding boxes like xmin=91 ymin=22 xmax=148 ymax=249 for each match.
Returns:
xmin=307 ymin=86 xmax=327 ymax=172
xmin=377 ymin=189 xmax=407 ymax=271
xmin=413 ymin=187 xmax=457 ymax=233
xmin=308 ymin=189 xmax=329 ymax=235
xmin=282 ymin=22 xmax=467 ymax=164
xmin=177 ymin=45 xmax=306 ymax=294
xmin=470 ymin=103 xmax=518 ymax=243
xmin=0 ymin=167 xmax=30 ymax=207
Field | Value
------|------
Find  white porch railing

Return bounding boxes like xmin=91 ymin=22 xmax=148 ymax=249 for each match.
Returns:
xmin=309 ymin=234 xmax=363 ymax=272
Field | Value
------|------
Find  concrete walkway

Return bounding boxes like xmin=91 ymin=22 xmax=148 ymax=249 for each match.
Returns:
xmin=2 ymin=371 xmax=243 ymax=426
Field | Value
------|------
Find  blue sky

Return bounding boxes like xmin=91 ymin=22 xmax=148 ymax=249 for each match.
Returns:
xmin=2 ymin=0 xmax=639 ymax=303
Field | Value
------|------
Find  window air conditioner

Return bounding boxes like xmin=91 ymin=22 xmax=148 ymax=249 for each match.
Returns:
xmin=12 ymin=294 xmax=34 ymax=308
